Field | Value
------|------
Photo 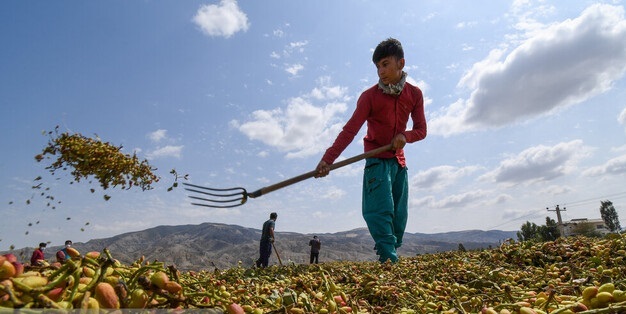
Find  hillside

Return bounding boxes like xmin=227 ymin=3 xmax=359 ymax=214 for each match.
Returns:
xmin=5 ymin=223 xmax=517 ymax=271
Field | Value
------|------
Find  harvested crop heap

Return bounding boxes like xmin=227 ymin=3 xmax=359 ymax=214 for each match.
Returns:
xmin=1 ymin=234 xmax=625 ymax=313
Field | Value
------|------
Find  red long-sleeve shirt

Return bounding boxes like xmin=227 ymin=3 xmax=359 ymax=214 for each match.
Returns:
xmin=30 ymin=248 xmax=44 ymax=265
xmin=322 ymin=82 xmax=427 ymax=167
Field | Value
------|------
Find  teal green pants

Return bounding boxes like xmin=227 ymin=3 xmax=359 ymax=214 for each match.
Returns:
xmin=362 ymin=158 xmax=408 ymax=263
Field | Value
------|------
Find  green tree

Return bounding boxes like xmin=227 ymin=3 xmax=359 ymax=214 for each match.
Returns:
xmin=517 ymin=221 xmax=540 ymax=242
xmin=538 ymin=217 xmax=560 ymax=241
xmin=518 ymin=217 xmax=561 ymax=242
xmin=600 ymin=200 xmax=622 ymax=233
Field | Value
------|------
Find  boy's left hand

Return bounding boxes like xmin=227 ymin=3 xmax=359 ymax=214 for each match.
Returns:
xmin=391 ymin=134 xmax=406 ymax=150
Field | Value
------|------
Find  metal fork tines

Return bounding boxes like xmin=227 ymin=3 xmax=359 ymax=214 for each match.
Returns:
xmin=183 ymin=183 xmax=248 ymax=208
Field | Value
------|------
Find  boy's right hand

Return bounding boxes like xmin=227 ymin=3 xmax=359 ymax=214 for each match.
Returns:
xmin=315 ymin=160 xmax=330 ymax=178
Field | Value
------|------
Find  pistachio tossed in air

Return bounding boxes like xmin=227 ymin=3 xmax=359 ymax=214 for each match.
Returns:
xmin=36 ymin=126 xmax=159 ymax=192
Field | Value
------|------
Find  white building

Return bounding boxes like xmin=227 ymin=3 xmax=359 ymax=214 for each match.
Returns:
xmin=561 ymin=218 xmax=610 ymax=237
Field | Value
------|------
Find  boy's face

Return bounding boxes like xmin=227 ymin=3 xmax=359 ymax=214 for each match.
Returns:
xmin=375 ymin=56 xmax=405 ymax=85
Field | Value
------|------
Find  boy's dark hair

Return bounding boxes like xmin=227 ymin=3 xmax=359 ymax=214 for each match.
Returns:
xmin=65 ymin=240 xmax=72 ymax=245
xmin=39 ymin=242 xmax=47 ymax=248
xmin=270 ymin=212 xmax=277 ymax=219
xmin=372 ymin=38 xmax=404 ymax=64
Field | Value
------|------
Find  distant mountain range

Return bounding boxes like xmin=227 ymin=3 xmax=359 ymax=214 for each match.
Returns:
xmin=5 ymin=223 xmax=517 ymax=271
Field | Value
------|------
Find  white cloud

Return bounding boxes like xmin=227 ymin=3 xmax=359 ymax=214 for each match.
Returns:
xmin=510 ymin=1 xmax=556 ymax=35
xmin=456 ymin=21 xmax=477 ymax=29
xmin=411 ymin=165 xmax=480 ymax=191
xmin=430 ymin=4 xmax=626 ymax=136
xmin=146 ymin=145 xmax=184 ymax=160
xmin=273 ymin=29 xmax=284 ymax=37
xmin=500 ymin=207 xmax=545 ymax=224
xmin=542 ymin=184 xmax=573 ymax=196
xmin=489 ymin=193 xmax=513 ymax=206
xmin=422 ymin=12 xmax=437 ymax=22
xmin=311 ymin=210 xmax=333 ymax=220
xmin=310 ymin=87 xmax=339 ymax=100
xmin=235 ymin=79 xmax=351 ymax=158
xmin=289 ymin=40 xmax=308 ymax=52
xmin=309 ymin=77 xmax=350 ymax=101
xmin=273 ymin=40 xmax=309 ymax=60
xmin=412 ymin=190 xmax=489 ymax=209
xmin=407 ymin=77 xmax=433 ymax=108
xmin=148 ymin=129 xmax=167 ymax=143
xmin=481 ymin=140 xmax=591 ymax=185
xmin=192 ymin=0 xmax=249 ymax=38
xmin=461 ymin=44 xmax=474 ymax=51
xmin=320 ymin=186 xmax=346 ymax=199
xmin=285 ymin=63 xmax=304 ymax=76
xmin=582 ymin=154 xmax=626 ymax=177
xmin=619 ymin=106 xmax=626 ymax=127
xmin=612 ymin=144 xmax=626 ymax=153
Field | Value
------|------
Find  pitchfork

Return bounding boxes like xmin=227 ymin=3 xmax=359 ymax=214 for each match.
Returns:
xmin=183 ymin=143 xmax=393 ymax=208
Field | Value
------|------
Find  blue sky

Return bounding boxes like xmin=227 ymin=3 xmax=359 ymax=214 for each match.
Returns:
xmin=2 ymin=0 xmax=626 ymax=251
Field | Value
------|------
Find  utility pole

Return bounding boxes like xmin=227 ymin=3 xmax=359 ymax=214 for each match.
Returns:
xmin=547 ymin=205 xmax=566 ymax=236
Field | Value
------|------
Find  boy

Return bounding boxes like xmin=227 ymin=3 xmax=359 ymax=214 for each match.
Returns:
xmin=315 ymin=38 xmax=427 ymax=263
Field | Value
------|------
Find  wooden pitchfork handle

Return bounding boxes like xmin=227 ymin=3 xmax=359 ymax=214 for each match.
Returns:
xmin=247 ymin=143 xmax=394 ymax=198
xmin=271 ymin=241 xmax=283 ymax=266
